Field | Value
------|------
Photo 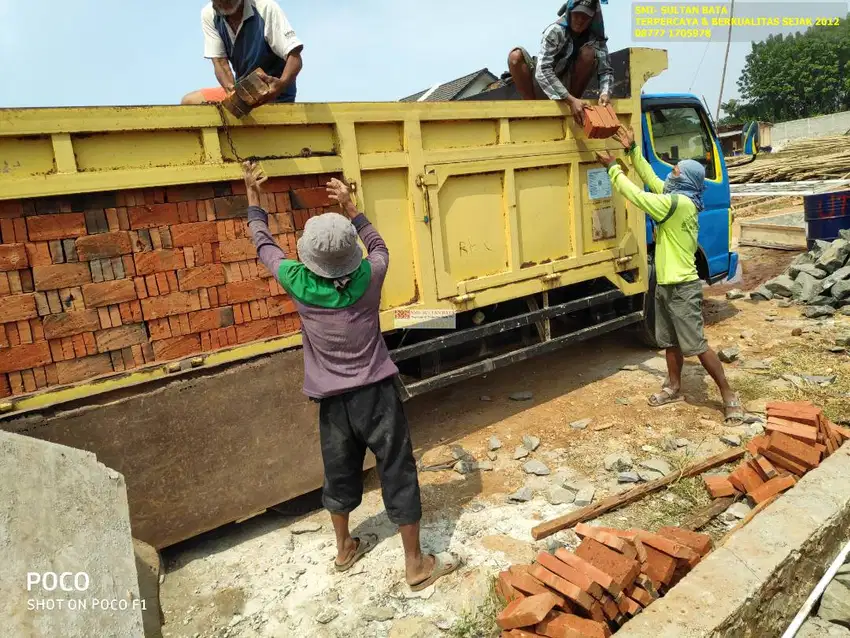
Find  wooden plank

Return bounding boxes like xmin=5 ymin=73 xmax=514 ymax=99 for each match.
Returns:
xmin=531 ymin=448 xmax=746 ymax=540
xmin=682 ymin=497 xmax=736 ymax=531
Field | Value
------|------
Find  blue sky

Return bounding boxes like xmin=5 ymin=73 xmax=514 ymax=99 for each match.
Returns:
xmin=0 ymin=0 xmax=805 ymax=113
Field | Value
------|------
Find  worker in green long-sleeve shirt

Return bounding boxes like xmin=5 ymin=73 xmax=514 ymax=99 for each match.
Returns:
xmin=596 ymin=128 xmax=744 ymax=424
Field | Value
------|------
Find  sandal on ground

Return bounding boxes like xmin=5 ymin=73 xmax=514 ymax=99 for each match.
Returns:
xmin=724 ymin=398 xmax=745 ymax=425
xmin=408 ymin=552 xmax=461 ymax=592
xmin=648 ymin=387 xmax=684 ymax=407
xmin=333 ymin=534 xmax=377 ymax=573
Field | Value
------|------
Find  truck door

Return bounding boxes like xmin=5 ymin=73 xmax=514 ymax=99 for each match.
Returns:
xmin=641 ymin=102 xmax=731 ymax=281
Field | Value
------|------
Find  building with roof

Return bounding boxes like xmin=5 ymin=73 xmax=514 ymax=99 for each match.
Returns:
xmin=400 ymin=69 xmax=500 ymax=102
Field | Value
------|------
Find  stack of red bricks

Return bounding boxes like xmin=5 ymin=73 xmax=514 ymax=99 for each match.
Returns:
xmin=495 ymin=523 xmax=713 ymax=637
xmin=583 ymin=105 xmax=621 ymax=140
xmin=0 ymin=174 xmax=341 ymax=399
xmin=703 ymin=401 xmax=849 ymax=504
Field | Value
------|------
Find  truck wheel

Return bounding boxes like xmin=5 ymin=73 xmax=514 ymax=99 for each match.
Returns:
xmin=639 ymin=256 xmax=660 ymax=349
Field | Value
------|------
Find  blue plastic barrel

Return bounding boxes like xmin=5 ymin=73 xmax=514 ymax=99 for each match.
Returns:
xmin=804 ymin=189 xmax=850 ymax=249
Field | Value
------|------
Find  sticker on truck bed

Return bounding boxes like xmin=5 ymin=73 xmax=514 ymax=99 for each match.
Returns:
xmin=587 ymin=168 xmax=613 ymax=201
xmin=394 ymin=309 xmax=456 ymax=329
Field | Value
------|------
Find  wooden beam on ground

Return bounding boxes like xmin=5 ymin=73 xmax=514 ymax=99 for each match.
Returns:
xmin=682 ymin=497 xmax=736 ymax=531
xmin=531 ymin=448 xmax=746 ymax=541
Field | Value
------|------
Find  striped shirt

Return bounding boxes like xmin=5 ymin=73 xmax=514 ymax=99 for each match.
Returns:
xmin=535 ymin=19 xmax=614 ymax=101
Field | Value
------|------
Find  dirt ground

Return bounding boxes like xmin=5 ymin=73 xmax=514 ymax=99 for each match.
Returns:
xmin=158 ymin=240 xmax=850 ymax=638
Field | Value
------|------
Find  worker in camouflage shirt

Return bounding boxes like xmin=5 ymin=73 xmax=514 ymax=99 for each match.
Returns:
xmin=508 ymin=0 xmax=614 ymax=126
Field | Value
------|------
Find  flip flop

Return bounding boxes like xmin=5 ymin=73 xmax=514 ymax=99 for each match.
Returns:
xmin=408 ymin=552 xmax=461 ymax=592
xmin=724 ymin=398 xmax=745 ymax=425
xmin=648 ymin=387 xmax=684 ymax=407
xmin=333 ymin=534 xmax=377 ymax=573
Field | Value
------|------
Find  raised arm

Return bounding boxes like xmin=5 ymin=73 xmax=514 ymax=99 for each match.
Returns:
xmin=326 ymin=179 xmax=389 ymax=278
xmin=614 ymin=127 xmax=665 ymax=194
xmin=595 ymin=152 xmax=676 ymax=224
xmin=242 ymin=162 xmax=288 ymax=277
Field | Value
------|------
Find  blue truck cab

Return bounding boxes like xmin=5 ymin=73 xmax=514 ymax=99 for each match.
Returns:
xmin=640 ymin=93 xmax=739 ymax=285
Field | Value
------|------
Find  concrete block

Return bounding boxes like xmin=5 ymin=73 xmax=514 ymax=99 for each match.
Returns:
xmin=0 ymin=430 xmax=144 ymax=638
xmin=616 ymin=443 xmax=850 ymax=638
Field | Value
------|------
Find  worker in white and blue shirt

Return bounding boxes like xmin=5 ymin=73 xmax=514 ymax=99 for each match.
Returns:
xmin=182 ymin=0 xmax=304 ymax=106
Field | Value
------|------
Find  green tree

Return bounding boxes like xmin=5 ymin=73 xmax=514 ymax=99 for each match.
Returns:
xmin=726 ymin=15 xmax=850 ymax=123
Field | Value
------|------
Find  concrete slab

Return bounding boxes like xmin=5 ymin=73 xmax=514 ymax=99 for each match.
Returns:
xmin=0 ymin=430 xmax=144 ymax=638
xmin=616 ymin=445 xmax=850 ymax=638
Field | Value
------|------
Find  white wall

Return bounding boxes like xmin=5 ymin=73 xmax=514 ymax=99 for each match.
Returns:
xmin=772 ymin=111 xmax=850 ymax=148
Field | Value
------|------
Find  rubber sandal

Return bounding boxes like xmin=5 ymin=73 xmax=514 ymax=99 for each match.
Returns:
xmin=333 ymin=534 xmax=377 ymax=573
xmin=408 ymin=552 xmax=461 ymax=592
xmin=648 ymin=387 xmax=684 ymax=407
xmin=724 ymin=398 xmax=745 ymax=426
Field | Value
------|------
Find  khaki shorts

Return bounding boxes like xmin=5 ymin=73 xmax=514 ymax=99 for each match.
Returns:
xmin=512 ymin=47 xmax=571 ymax=100
xmin=655 ymin=280 xmax=709 ymax=357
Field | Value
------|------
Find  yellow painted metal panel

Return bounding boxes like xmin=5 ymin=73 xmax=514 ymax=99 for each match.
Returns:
xmin=355 ymin=123 xmax=404 ymax=154
xmin=219 ymin=124 xmax=336 ymax=161
xmin=73 ymin=131 xmax=204 ymax=171
xmin=509 ymin=118 xmax=566 ymax=144
xmin=360 ymin=169 xmax=418 ymax=309
xmin=515 ymin=165 xmax=573 ymax=266
xmin=0 ymin=136 xmax=54 ymax=176
xmin=432 ymin=172 xmax=508 ymax=297
xmin=421 ymin=119 xmax=499 ymax=151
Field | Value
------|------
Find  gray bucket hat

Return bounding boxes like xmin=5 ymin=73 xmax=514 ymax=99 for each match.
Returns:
xmin=297 ymin=213 xmax=364 ymax=279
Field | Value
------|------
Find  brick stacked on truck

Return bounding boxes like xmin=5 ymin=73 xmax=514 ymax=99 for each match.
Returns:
xmin=0 ymin=175 xmax=341 ymax=399
xmin=495 ymin=524 xmax=714 ymax=636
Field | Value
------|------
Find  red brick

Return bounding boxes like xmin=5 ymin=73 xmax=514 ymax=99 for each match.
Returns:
xmin=188 ymin=307 xmax=235 ymax=333
xmin=536 ymin=612 xmax=610 ymax=638
xmin=171 ymin=222 xmax=219 ymax=247
xmin=32 ymin=263 xmax=91 ymax=291
xmin=749 ymin=475 xmax=796 ymax=504
xmin=54 ymin=354 xmax=113 ymax=384
xmin=575 ymin=524 xmax=637 ymax=560
xmin=213 ymin=196 xmax=249 ymax=220
xmin=94 ymin=324 xmax=148 ymax=352
xmin=703 ymin=475 xmax=738 ymax=498
xmin=497 ymin=571 xmax=523 ymax=604
xmin=0 ymin=294 xmax=38 ymax=322
xmin=141 ymin=291 xmax=200 ymax=320
xmin=225 ymin=279 xmax=269 ymax=304
xmin=632 ymin=531 xmax=700 ymax=562
xmin=42 ymin=310 xmax=101 ymax=339
xmin=155 ymin=272 xmax=170 ymax=294
xmin=746 ymin=435 xmax=769 ymax=457
xmin=554 ymin=549 xmax=621 ymax=597
xmin=536 ymin=552 xmax=603 ymax=600
xmin=26 ymin=214 xmax=87 ymax=241
xmin=639 ymin=545 xmax=676 ymax=586
xmin=767 ymin=431 xmax=821 ymax=470
xmin=765 ymin=418 xmax=818 ymax=443
xmin=74 ymin=232 xmax=133 ymax=260
xmin=82 ymin=279 xmax=138 ymax=307
xmin=219 ymin=238 xmax=257 ymax=263
xmin=26 ymin=243 xmax=53 ymax=267
xmin=754 ymin=455 xmax=778 ymax=481
xmin=529 ymin=565 xmax=595 ymax=612
xmin=166 ymin=184 xmax=215 ymax=203
xmin=761 ymin=449 xmax=808 ymax=477
xmin=290 ymin=186 xmax=334 ymax=210
xmin=152 ymin=335 xmax=202 ymax=361
xmin=497 ymin=593 xmax=562 ymax=631
xmin=235 ymin=319 xmax=277 ymax=343
xmin=134 ymin=249 xmax=186 ymax=275
xmin=507 ymin=568 xmax=568 ymax=608
xmin=574 ymin=539 xmax=640 ymax=592
xmin=0 ymin=244 xmax=29 ymax=271
xmin=0 ymin=343 xmax=52 ymax=374
xmin=830 ymin=422 xmax=850 ymax=442
xmin=656 ymin=527 xmax=713 ymax=557
xmin=128 ymin=204 xmax=179 ymax=229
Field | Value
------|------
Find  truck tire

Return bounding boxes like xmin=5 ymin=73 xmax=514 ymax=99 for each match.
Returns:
xmin=639 ymin=256 xmax=660 ymax=349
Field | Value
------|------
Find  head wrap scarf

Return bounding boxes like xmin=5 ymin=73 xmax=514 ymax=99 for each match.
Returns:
xmin=663 ymin=159 xmax=706 ymax=212
xmin=559 ymin=0 xmax=606 ymax=38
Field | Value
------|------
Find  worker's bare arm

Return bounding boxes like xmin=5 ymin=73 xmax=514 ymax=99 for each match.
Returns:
xmin=212 ymin=58 xmax=236 ymax=93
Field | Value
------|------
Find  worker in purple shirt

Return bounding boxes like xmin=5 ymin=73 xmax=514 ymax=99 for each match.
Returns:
xmin=241 ymin=162 xmax=460 ymax=590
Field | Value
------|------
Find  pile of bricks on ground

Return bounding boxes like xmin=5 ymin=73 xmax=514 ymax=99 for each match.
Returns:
xmin=0 ymin=175 xmax=341 ymax=399
xmin=704 ymin=401 xmax=850 ymax=505
xmin=495 ymin=522 xmax=713 ymax=637
xmin=583 ymin=105 xmax=621 ymax=140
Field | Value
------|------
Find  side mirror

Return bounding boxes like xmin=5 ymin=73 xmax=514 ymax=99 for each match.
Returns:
xmin=742 ymin=121 xmax=759 ymax=157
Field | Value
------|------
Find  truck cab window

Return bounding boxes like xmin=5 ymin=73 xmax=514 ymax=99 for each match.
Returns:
xmin=647 ymin=106 xmax=717 ymax=180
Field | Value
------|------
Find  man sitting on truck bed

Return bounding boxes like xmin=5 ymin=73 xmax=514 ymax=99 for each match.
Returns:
xmin=595 ymin=128 xmax=745 ymax=424
xmin=182 ymin=0 xmax=303 ymax=106
xmin=241 ymin=163 xmax=460 ymax=590
xmin=508 ymin=0 xmax=613 ymax=126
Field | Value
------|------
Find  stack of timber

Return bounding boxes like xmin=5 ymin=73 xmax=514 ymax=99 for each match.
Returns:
xmin=729 ymin=135 xmax=850 ymax=184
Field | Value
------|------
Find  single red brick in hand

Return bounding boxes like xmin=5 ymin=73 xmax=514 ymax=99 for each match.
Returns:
xmin=496 ymin=593 xmax=561 ymax=631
